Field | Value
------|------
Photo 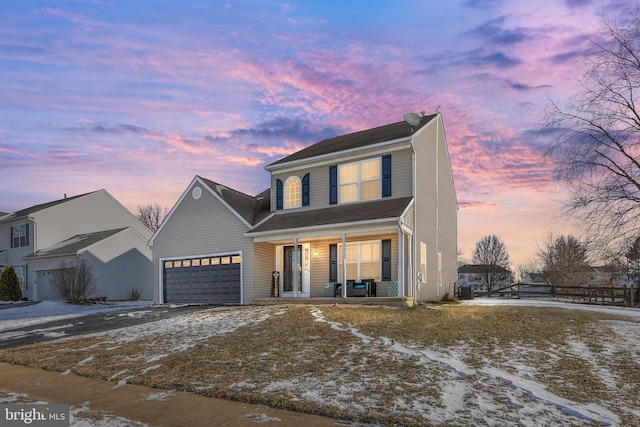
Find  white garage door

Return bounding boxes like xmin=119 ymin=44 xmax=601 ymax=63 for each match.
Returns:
xmin=35 ymin=270 xmax=61 ymax=301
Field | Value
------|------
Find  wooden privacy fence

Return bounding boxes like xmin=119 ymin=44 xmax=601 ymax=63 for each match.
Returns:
xmin=517 ymin=283 xmax=637 ymax=306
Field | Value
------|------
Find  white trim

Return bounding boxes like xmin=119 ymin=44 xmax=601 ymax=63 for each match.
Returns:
xmin=158 ymin=250 xmax=243 ymax=305
xmin=265 ymin=139 xmax=412 ymax=174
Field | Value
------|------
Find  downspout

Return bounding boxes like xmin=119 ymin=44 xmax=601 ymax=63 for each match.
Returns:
xmin=411 ymin=134 xmax=418 ymax=302
xmin=436 ymin=113 xmax=440 ymax=299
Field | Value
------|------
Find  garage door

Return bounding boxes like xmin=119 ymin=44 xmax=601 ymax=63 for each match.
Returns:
xmin=163 ymin=254 xmax=241 ymax=304
xmin=35 ymin=270 xmax=60 ymax=301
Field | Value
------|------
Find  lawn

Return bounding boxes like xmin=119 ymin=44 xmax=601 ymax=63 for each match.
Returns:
xmin=1 ymin=302 xmax=638 ymax=426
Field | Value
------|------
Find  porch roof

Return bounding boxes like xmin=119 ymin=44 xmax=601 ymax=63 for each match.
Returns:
xmin=247 ymin=197 xmax=413 ymax=236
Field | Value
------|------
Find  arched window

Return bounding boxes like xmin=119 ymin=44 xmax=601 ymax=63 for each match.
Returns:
xmin=284 ymin=176 xmax=301 ymax=209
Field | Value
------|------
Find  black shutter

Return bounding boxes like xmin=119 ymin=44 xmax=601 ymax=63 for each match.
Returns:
xmin=329 ymin=165 xmax=337 ymax=205
xmin=382 ymin=154 xmax=392 ymax=197
xmin=25 ymin=223 xmax=29 ymax=246
xmin=382 ymin=239 xmax=391 ymax=281
xmin=302 ymin=173 xmax=310 ymax=206
xmin=329 ymin=244 xmax=337 ymax=282
xmin=10 ymin=226 xmax=13 ymax=249
xmin=276 ymin=179 xmax=283 ymax=210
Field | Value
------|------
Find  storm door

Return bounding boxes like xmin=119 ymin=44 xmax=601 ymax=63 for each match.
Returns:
xmin=283 ymin=245 xmax=302 ymax=292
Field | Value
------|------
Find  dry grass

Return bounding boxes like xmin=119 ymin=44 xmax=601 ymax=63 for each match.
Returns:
xmin=1 ymin=304 xmax=637 ymax=426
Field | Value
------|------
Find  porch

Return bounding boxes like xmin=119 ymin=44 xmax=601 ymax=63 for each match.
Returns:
xmin=251 ymin=224 xmax=416 ymax=301
xmin=252 ymin=296 xmax=415 ymax=307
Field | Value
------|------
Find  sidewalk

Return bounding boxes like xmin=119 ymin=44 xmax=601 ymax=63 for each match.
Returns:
xmin=0 ymin=363 xmax=342 ymax=426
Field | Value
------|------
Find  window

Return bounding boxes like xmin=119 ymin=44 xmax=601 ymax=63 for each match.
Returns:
xmin=338 ymin=158 xmax=381 ymax=203
xmin=420 ymin=242 xmax=427 ymax=282
xmin=284 ymin=176 xmax=301 ymax=209
xmin=338 ymin=240 xmax=381 ymax=281
xmin=11 ymin=224 xmax=29 ymax=248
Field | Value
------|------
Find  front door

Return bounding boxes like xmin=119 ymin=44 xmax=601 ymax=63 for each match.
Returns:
xmin=283 ymin=245 xmax=302 ymax=292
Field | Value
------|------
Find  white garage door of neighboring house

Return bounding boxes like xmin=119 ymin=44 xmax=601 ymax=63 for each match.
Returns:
xmin=163 ymin=254 xmax=242 ymax=304
xmin=35 ymin=270 xmax=61 ymax=301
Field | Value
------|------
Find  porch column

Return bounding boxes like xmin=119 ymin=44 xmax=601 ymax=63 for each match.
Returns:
xmin=398 ymin=228 xmax=405 ymax=298
xmin=293 ymin=237 xmax=298 ymax=298
xmin=408 ymin=234 xmax=413 ymax=297
xmin=342 ymin=233 xmax=347 ymax=298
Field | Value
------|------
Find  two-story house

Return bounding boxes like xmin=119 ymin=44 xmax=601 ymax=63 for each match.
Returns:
xmin=0 ymin=190 xmax=153 ymax=301
xmin=149 ymin=112 xmax=457 ymax=304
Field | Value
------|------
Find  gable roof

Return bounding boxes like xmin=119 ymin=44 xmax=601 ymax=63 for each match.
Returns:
xmin=247 ymin=197 xmax=413 ymax=235
xmin=24 ymin=228 xmax=127 ymax=260
xmin=267 ymin=115 xmax=436 ymax=168
xmin=0 ymin=191 xmax=98 ymax=224
xmin=198 ymin=177 xmax=271 ymax=226
xmin=148 ymin=176 xmax=272 ymax=246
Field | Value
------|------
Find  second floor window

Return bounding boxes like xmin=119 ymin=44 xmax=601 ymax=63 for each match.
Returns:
xmin=11 ymin=223 xmax=29 ymax=248
xmin=284 ymin=176 xmax=301 ymax=209
xmin=338 ymin=158 xmax=381 ymax=203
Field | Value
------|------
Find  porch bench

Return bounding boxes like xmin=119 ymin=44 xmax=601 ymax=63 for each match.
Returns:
xmin=334 ymin=282 xmax=352 ymax=297
xmin=352 ymin=282 xmax=367 ymax=297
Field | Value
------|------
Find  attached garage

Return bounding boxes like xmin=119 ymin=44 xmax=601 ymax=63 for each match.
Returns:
xmin=162 ymin=254 xmax=242 ymax=304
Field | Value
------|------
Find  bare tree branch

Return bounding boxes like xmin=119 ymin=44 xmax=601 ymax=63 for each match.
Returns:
xmin=545 ymin=7 xmax=640 ymax=250
xmin=137 ymin=203 xmax=168 ymax=233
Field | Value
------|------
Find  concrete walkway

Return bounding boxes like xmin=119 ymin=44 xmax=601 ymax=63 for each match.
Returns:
xmin=0 ymin=363 xmax=342 ymax=426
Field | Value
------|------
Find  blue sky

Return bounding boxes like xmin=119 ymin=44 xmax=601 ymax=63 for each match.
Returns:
xmin=1 ymin=0 xmax=636 ymax=266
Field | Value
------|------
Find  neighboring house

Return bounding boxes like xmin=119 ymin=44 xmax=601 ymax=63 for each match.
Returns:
xmin=0 ymin=190 xmax=153 ymax=301
xmin=150 ymin=113 xmax=458 ymax=304
xmin=458 ymin=264 xmax=513 ymax=292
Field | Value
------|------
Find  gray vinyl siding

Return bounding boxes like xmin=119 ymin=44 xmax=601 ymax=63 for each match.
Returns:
xmin=31 ymin=190 xmax=151 ymax=250
xmin=412 ymin=115 xmax=457 ymax=301
xmin=152 ymin=182 xmax=255 ymax=304
xmin=253 ymin=242 xmax=275 ymax=298
xmin=270 ymin=147 xmax=414 ymax=212
xmin=83 ymin=229 xmax=153 ymax=301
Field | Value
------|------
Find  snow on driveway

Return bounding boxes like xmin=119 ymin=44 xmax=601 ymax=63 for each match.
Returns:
xmin=0 ymin=300 xmax=152 ymax=332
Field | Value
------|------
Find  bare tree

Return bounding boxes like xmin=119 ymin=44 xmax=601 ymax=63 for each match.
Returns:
xmin=537 ymin=234 xmax=591 ymax=291
xmin=137 ymin=203 xmax=168 ymax=232
xmin=544 ymin=7 xmax=640 ymax=250
xmin=50 ymin=259 xmax=96 ymax=304
xmin=624 ymin=236 xmax=640 ymax=305
xmin=472 ymin=235 xmax=511 ymax=297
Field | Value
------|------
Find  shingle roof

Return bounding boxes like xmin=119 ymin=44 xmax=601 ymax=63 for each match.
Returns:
xmin=198 ymin=176 xmax=271 ymax=226
xmin=267 ymin=115 xmax=436 ymax=167
xmin=0 ymin=191 xmax=97 ymax=224
xmin=24 ymin=228 xmax=127 ymax=260
xmin=248 ymin=197 xmax=413 ymax=234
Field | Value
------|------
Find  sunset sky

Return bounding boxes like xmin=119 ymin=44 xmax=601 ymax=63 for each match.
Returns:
xmin=1 ymin=0 xmax=636 ymax=268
